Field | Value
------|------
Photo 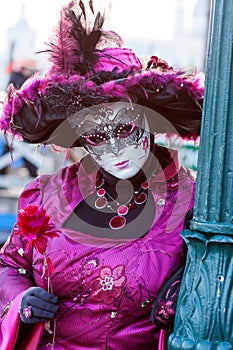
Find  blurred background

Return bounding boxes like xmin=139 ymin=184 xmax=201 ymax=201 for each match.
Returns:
xmin=0 ymin=0 xmax=210 ymax=244
xmin=0 ymin=0 xmax=210 ymax=89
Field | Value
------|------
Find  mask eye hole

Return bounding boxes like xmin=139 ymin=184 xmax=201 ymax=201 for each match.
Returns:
xmin=83 ymin=133 xmax=108 ymax=146
xmin=115 ymin=121 xmax=136 ymax=139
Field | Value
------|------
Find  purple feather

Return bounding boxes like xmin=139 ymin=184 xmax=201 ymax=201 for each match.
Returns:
xmin=44 ymin=2 xmax=80 ymax=75
xmin=41 ymin=1 xmax=122 ymax=76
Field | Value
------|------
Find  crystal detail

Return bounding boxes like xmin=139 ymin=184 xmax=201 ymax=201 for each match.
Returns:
xmin=141 ymin=299 xmax=150 ymax=307
xmin=157 ymin=198 xmax=166 ymax=206
xmin=23 ymin=306 xmax=32 ymax=318
xmin=110 ymin=311 xmax=117 ymax=318
xmin=18 ymin=248 xmax=24 ymax=256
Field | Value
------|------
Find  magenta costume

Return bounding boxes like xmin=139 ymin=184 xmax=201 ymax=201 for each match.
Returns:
xmin=0 ymin=2 xmax=204 ymax=348
xmin=0 ymin=151 xmax=195 ymax=349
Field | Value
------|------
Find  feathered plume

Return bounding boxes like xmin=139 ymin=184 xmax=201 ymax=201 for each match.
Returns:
xmin=43 ymin=0 xmax=122 ymax=76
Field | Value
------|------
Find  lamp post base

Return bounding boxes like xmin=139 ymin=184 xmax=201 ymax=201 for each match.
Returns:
xmin=168 ymin=230 xmax=233 ymax=349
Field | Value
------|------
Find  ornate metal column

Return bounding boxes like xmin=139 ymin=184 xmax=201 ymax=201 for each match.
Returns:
xmin=169 ymin=0 xmax=233 ymax=348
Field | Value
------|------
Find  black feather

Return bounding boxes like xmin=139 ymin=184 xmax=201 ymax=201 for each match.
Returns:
xmin=43 ymin=1 xmax=123 ymax=76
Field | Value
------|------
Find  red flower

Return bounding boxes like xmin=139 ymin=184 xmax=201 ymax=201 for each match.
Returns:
xmin=15 ymin=204 xmax=59 ymax=254
xmin=91 ymin=265 xmax=127 ymax=305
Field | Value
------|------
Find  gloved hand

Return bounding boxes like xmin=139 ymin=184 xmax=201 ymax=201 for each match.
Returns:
xmin=20 ymin=287 xmax=59 ymax=324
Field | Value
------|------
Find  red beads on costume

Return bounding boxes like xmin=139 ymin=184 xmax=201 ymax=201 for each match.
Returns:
xmin=109 ymin=215 xmax=127 ymax=230
xmin=117 ymin=205 xmax=129 ymax=216
xmin=134 ymin=192 xmax=147 ymax=204
xmin=141 ymin=181 xmax=149 ymax=189
xmin=97 ymin=188 xmax=105 ymax=197
xmin=95 ymin=187 xmax=107 ymax=209
xmin=95 ymin=197 xmax=107 ymax=209
xmin=95 ymin=176 xmax=149 ymax=230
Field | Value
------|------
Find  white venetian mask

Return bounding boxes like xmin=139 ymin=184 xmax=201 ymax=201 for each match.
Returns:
xmin=78 ymin=102 xmax=151 ymax=179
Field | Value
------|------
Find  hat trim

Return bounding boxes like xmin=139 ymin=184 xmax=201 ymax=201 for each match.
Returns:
xmin=1 ymin=68 xmax=204 ymax=143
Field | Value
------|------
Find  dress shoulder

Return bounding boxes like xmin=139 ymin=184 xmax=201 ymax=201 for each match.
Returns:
xmin=18 ymin=174 xmax=51 ymax=210
xmin=18 ymin=161 xmax=82 ymax=210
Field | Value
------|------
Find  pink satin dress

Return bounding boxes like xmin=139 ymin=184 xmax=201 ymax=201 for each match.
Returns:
xmin=0 ymin=159 xmax=195 ymax=349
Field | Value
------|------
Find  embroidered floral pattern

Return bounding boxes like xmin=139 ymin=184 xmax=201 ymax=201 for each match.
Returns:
xmin=91 ymin=265 xmax=127 ymax=304
xmin=100 ymin=276 xmax=114 ymax=291
xmin=156 ymin=299 xmax=176 ymax=320
xmin=71 ymin=285 xmax=92 ymax=305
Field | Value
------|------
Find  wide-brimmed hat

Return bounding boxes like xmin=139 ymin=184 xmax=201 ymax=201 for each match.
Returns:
xmin=0 ymin=0 xmax=204 ymax=148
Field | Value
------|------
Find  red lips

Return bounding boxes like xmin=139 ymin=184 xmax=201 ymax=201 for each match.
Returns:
xmin=114 ymin=160 xmax=129 ymax=169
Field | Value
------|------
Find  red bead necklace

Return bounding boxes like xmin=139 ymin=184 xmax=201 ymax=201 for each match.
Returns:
xmin=95 ymin=178 xmax=149 ymax=230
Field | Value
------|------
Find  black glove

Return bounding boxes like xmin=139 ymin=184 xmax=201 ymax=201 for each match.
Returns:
xmin=20 ymin=287 xmax=59 ymax=324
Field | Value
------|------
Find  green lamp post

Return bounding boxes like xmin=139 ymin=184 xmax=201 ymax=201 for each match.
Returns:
xmin=169 ymin=0 xmax=233 ymax=348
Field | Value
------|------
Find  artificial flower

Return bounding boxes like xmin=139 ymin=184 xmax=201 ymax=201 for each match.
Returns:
xmin=15 ymin=204 xmax=59 ymax=254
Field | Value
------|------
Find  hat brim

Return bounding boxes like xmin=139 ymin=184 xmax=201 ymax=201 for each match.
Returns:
xmin=1 ymin=69 xmax=204 ymax=148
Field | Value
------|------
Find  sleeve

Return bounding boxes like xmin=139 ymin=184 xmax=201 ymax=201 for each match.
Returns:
xmin=150 ymin=172 xmax=195 ymax=333
xmin=0 ymin=176 xmax=49 ymax=349
xmin=0 ymin=177 xmax=47 ymax=315
xmin=151 ymin=265 xmax=183 ymax=332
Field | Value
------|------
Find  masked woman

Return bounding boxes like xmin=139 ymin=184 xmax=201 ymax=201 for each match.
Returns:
xmin=0 ymin=1 xmax=204 ymax=349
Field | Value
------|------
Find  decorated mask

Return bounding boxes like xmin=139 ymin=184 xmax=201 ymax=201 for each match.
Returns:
xmin=78 ymin=102 xmax=151 ymax=179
